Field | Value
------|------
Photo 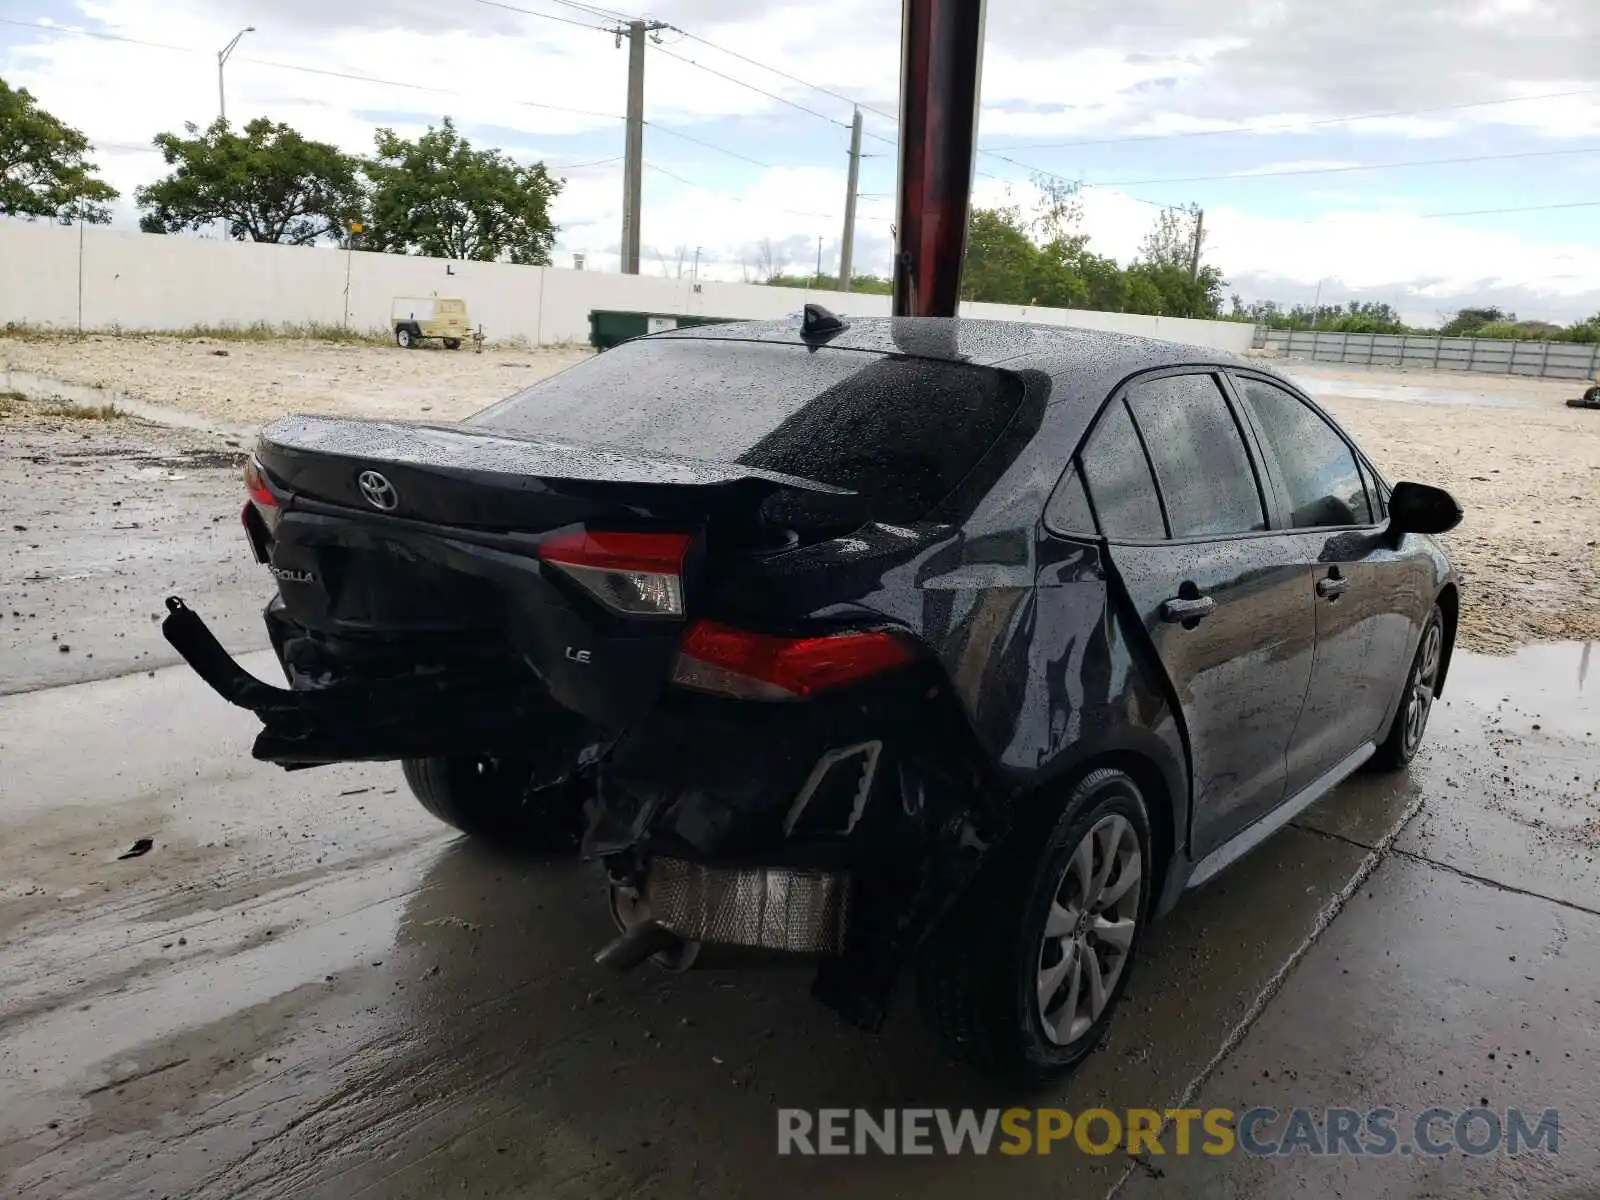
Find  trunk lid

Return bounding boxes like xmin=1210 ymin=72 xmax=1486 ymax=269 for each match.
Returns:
xmin=256 ymin=414 xmax=846 ymax=531
xmin=253 ymin=415 xmax=848 ymax=728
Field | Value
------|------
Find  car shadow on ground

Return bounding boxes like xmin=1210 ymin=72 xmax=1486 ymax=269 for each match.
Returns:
xmin=345 ymin=775 xmax=1413 ymax=1198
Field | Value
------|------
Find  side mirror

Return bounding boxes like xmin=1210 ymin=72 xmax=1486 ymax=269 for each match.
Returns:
xmin=1388 ymin=481 xmax=1462 ymax=535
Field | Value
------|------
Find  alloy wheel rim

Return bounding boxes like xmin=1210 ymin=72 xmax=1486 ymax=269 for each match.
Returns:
xmin=1036 ymin=812 xmax=1141 ymax=1046
xmin=1404 ymin=622 xmax=1442 ymax=755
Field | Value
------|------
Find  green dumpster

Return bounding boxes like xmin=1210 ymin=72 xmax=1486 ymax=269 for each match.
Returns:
xmin=587 ymin=310 xmax=742 ymax=352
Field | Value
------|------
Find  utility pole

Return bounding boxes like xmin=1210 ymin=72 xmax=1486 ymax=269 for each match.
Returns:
xmin=837 ymin=107 xmax=862 ymax=292
xmin=816 ymin=235 xmax=823 ymax=282
xmin=692 ymin=246 xmax=700 ymax=282
xmin=217 ymin=26 xmax=255 ymax=123
xmin=615 ymin=20 xmax=667 ymax=275
xmin=1188 ymin=206 xmax=1204 ymax=280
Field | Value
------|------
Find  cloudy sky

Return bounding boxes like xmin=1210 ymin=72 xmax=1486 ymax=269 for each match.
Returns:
xmin=4 ymin=0 xmax=1599 ymax=325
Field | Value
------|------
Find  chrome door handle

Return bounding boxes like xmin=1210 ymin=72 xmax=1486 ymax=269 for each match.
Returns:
xmin=1317 ymin=576 xmax=1349 ymax=599
xmin=1160 ymin=595 xmax=1216 ymax=623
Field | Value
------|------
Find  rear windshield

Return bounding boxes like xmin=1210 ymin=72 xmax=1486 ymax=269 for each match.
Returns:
xmin=471 ymin=338 xmax=1025 ymax=524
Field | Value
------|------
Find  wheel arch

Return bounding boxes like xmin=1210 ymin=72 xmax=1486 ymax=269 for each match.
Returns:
xmin=1435 ymin=581 xmax=1459 ymax=697
xmin=1009 ymin=734 xmax=1184 ymax=925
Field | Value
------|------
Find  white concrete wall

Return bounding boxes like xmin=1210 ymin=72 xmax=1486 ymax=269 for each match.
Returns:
xmin=1 ymin=220 xmax=1253 ymax=353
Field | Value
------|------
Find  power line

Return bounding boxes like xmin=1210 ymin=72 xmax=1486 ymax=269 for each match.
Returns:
xmin=644 ymin=161 xmax=835 ymax=220
xmin=644 ymin=161 xmax=892 ymax=223
xmin=549 ymin=154 xmax=626 ymax=168
xmin=467 ymin=0 xmax=614 ymax=31
xmin=0 ymin=18 xmax=618 ymax=122
xmin=1419 ymin=198 xmax=1600 ymax=219
xmin=0 ymin=16 xmax=191 ymax=53
xmin=669 ymin=28 xmax=898 ymax=128
xmin=994 ymin=86 xmax=1600 ymax=151
xmin=651 ymin=45 xmax=852 ymax=129
xmin=4 ymin=16 xmax=788 ymax=174
xmin=1093 ymin=144 xmax=1600 ymax=187
xmin=644 ymin=123 xmax=774 ymax=169
xmin=505 ymin=0 xmax=637 ymax=22
xmin=244 ymin=56 xmax=626 ymax=122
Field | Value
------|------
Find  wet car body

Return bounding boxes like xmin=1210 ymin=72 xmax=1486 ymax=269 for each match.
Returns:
xmin=164 ymin=315 xmax=1460 ymax=1071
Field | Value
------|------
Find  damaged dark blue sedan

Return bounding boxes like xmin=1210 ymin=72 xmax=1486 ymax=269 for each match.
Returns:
xmin=164 ymin=311 xmax=1463 ymax=1083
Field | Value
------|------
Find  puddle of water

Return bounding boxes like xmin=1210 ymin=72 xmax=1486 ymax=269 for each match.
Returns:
xmin=1446 ymin=640 xmax=1596 ymax=739
xmin=1296 ymin=376 xmax=1536 ymax=409
xmin=2 ymin=369 xmax=256 ymax=439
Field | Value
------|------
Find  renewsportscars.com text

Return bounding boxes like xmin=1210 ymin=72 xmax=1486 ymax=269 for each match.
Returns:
xmin=776 ymin=1107 xmax=1560 ymax=1157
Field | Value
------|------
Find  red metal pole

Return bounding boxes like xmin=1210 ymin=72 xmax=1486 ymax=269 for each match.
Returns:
xmin=891 ymin=0 xmax=987 ymax=319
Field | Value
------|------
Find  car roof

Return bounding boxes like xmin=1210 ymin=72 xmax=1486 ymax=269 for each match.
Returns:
xmin=653 ymin=315 xmax=1267 ymax=404
xmin=655 ymin=316 xmax=1309 ymax=524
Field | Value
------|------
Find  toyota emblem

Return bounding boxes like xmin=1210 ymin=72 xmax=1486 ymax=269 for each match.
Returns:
xmin=357 ymin=470 xmax=398 ymax=511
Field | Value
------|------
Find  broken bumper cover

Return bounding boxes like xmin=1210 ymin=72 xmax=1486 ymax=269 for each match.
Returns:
xmin=159 ymin=596 xmax=568 ymax=765
xmin=588 ymin=682 xmax=1000 ymax=1029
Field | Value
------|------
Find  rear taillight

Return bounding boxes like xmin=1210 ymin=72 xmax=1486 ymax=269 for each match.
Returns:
xmin=537 ymin=530 xmax=690 ymax=616
xmin=243 ymin=456 xmax=277 ymax=508
xmin=671 ymin=620 xmax=916 ymax=700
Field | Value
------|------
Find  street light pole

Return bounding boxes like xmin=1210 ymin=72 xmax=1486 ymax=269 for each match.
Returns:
xmin=217 ymin=26 xmax=255 ymax=124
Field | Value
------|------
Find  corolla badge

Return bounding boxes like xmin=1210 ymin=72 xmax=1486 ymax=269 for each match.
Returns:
xmin=358 ymin=469 xmax=398 ymax=511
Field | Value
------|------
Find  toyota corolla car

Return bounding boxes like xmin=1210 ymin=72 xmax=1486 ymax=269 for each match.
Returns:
xmin=164 ymin=310 xmax=1462 ymax=1082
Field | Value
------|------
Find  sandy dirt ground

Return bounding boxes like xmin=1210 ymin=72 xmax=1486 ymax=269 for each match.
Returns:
xmin=3 ymin=355 xmax=1599 ymax=1198
xmin=6 ymin=334 xmax=1597 ymax=653
xmin=1285 ymin=362 xmax=1600 ymax=654
xmin=0 ymin=334 xmax=590 ymax=430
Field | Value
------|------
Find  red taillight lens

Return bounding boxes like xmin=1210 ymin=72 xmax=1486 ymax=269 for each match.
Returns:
xmin=243 ymin=456 xmax=277 ymax=508
xmin=537 ymin=530 xmax=690 ymax=616
xmin=672 ymin=620 xmax=916 ymax=700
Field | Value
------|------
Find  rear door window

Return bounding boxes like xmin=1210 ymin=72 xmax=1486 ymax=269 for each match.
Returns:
xmin=471 ymin=338 xmax=1024 ymax=525
xmin=1079 ymin=398 xmax=1166 ymax=540
xmin=1043 ymin=465 xmax=1095 ymax=536
xmin=1235 ymin=377 xmax=1374 ymax=528
xmin=1125 ymin=373 xmax=1266 ymax=538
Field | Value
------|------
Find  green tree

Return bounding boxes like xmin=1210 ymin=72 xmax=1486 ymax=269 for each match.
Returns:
xmin=1559 ymin=313 xmax=1600 ymax=343
xmin=1071 ymin=246 xmax=1130 ymax=313
xmin=767 ymin=273 xmax=892 ymax=294
xmin=1438 ymin=306 xmax=1507 ymax=337
xmin=1029 ymin=237 xmax=1091 ymax=309
xmin=1243 ymin=300 xmax=1407 ymax=333
xmin=961 ymin=206 xmax=1040 ymax=304
xmin=135 ymin=118 xmax=363 ymax=243
xmin=367 ymin=118 xmax=561 ymax=264
xmin=0 ymin=78 xmax=118 ymax=222
xmin=1131 ymin=206 xmax=1226 ymax=318
xmin=1124 ymin=270 xmax=1168 ymax=316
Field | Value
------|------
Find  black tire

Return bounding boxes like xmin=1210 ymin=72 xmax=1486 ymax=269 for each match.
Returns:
xmin=917 ymin=767 xmax=1152 ymax=1085
xmin=1585 ymin=386 xmax=1600 ymax=405
xmin=1371 ymin=604 xmax=1444 ymax=771
xmin=395 ymin=326 xmax=416 ymax=349
xmin=443 ymin=337 xmax=462 ymax=350
xmin=401 ymin=755 xmax=582 ymax=850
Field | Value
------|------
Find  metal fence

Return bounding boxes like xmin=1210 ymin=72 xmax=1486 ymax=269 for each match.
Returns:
xmin=1254 ymin=328 xmax=1600 ymax=381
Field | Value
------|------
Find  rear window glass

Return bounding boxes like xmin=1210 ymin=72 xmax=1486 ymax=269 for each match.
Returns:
xmin=471 ymin=338 xmax=1025 ymax=524
xmin=1080 ymin=398 xmax=1166 ymax=540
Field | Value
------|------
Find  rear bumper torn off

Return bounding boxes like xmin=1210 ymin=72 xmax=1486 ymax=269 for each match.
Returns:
xmin=159 ymin=596 xmax=570 ymax=766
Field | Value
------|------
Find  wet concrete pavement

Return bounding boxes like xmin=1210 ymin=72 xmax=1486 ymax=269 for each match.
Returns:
xmin=4 ymin=423 xmax=1599 ymax=1199
xmin=2 ymin=420 xmax=263 ymax=694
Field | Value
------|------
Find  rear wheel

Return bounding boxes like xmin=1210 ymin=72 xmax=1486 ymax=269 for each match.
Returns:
xmin=917 ymin=767 xmax=1151 ymax=1084
xmin=443 ymin=337 xmax=462 ymax=350
xmin=1372 ymin=604 xmax=1444 ymax=771
xmin=401 ymin=755 xmax=582 ymax=849
xmin=395 ymin=326 xmax=417 ymax=349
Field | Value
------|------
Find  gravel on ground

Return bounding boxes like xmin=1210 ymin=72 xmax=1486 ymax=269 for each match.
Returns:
xmin=5 ymin=336 xmax=1596 ymax=655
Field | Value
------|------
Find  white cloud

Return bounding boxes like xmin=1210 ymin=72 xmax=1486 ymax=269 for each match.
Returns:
xmin=3 ymin=0 xmax=1598 ymax=321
